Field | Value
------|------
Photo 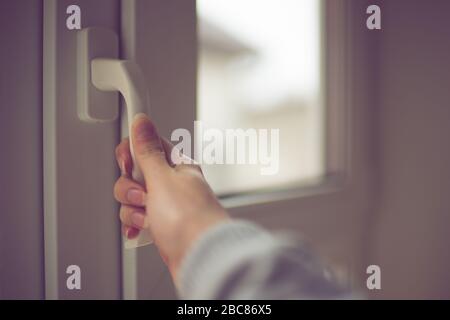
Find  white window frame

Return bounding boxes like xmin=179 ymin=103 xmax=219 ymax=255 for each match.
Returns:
xmin=43 ymin=0 xmax=122 ymax=299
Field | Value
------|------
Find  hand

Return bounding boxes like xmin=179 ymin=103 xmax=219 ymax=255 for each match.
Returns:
xmin=114 ymin=113 xmax=229 ymax=280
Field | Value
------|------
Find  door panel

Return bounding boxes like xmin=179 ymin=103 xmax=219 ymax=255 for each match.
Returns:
xmin=43 ymin=0 xmax=121 ymax=299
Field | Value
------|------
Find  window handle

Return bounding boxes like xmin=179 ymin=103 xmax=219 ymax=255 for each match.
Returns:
xmin=78 ymin=27 xmax=152 ymax=249
xmin=92 ymin=59 xmax=153 ymax=249
xmin=91 ymin=59 xmax=147 ymax=184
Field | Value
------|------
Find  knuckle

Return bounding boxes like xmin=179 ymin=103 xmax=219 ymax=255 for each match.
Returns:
xmin=175 ymin=163 xmax=202 ymax=174
xmin=119 ymin=206 xmax=129 ymax=223
xmin=138 ymin=142 xmax=164 ymax=157
xmin=113 ymin=182 xmax=120 ymax=201
xmin=113 ymin=178 xmax=124 ymax=201
xmin=115 ymin=138 xmax=129 ymax=159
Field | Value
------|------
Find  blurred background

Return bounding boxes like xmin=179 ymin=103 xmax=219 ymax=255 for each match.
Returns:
xmin=197 ymin=0 xmax=324 ymax=194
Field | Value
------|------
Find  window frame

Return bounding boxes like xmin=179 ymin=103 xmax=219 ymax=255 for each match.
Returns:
xmin=216 ymin=0 xmax=348 ymax=208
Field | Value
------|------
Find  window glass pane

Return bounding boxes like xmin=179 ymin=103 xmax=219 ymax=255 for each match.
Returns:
xmin=197 ymin=0 xmax=324 ymax=195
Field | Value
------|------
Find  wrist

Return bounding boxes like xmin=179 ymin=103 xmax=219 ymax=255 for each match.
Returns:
xmin=169 ymin=208 xmax=229 ymax=279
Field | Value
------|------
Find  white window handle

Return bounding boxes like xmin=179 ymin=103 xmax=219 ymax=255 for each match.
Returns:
xmin=77 ymin=27 xmax=152 ymax=249
xmin=91 ymin=59 xmax=153 ymax=249
xmin=91 ymin=59 xmax=147 ymax=186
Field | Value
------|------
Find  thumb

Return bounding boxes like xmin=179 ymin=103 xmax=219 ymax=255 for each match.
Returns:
xmin=131 ymin=113 xmax=169 ymax=181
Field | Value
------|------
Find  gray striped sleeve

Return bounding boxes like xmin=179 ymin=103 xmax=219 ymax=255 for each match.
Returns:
xmin=177 ymin=220 xmax=348 ymax=299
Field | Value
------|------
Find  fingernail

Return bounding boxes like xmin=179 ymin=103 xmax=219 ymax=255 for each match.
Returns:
xmin=126 ymin=189 xmax=146 ymax=206
xmin=133 ymin=113 xmax=157 ymax=143
xmin=131 ymin=213 xmax=146 ymax=229
xmin=126 ymin=227 xmax=139 ymax=239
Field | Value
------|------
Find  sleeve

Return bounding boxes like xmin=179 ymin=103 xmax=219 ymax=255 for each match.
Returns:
xmin=177 ymin=220 xmax=350 ymax=299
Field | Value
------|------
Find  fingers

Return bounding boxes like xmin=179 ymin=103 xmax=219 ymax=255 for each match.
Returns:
xmin=115 ymin=138 xmax=144 ymax=239
xmin=131 ymin=113 xmax=169 ymax=181
xmin=113 ymin=175 xmax=146 ymax=206
xmin=120 ymin=205 xmax=146 ymax=229
xmin=115 ymin=138 xmax=132 ymax=176
xmin=123 ymin=224 xmax=140 ymax=239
